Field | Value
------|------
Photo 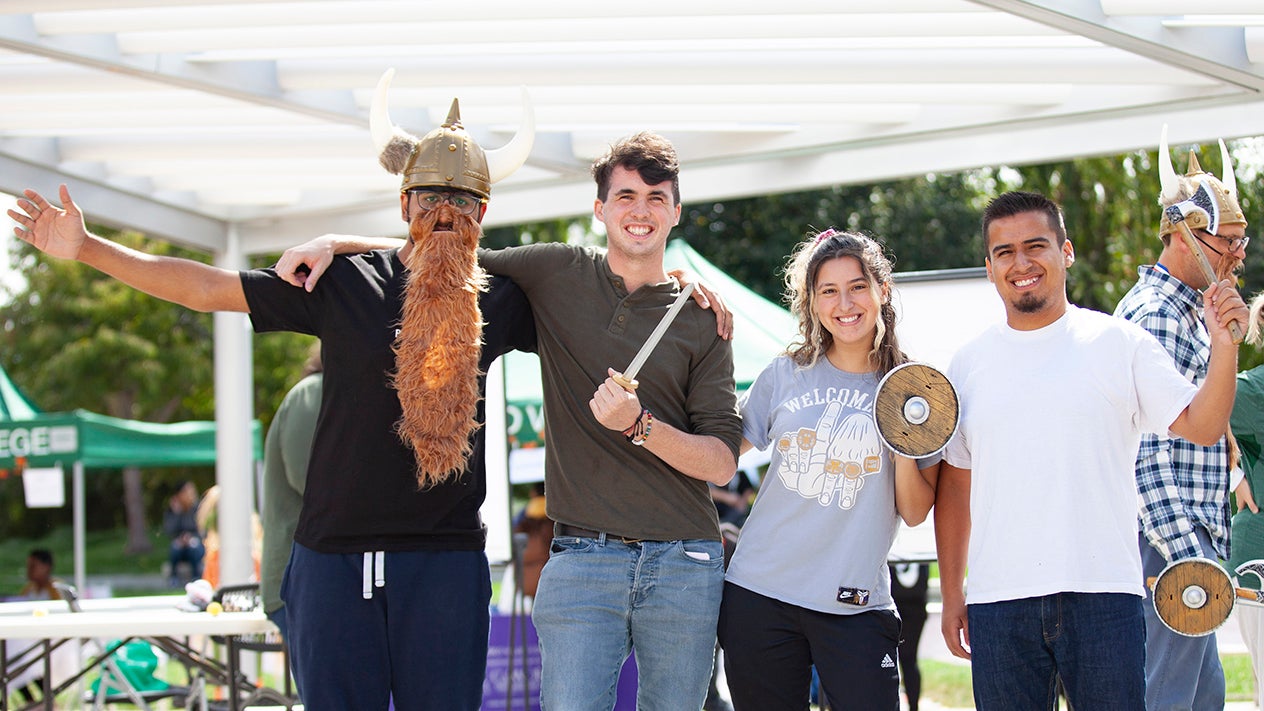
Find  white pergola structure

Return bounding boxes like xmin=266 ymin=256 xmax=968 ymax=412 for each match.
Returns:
xmin=2 ymin=0 xmax=1263 ymax=587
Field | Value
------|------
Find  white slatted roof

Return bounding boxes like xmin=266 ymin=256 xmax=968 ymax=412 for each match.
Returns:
xmin=3 ymin=0 xmax=1263 ymax=256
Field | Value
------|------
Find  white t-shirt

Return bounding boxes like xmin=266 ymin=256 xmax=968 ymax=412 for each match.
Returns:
xmin=945 ymin=305 xmax=1196 ymax=604
xmin=728 ymin=356 xmax=937 ymax=614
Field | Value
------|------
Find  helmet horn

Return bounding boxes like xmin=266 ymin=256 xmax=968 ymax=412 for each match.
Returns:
xmin=370 ymin=68 xmax=398 ymax=154
xmin=486 ymin=86 xmax=536 ymax=185
xmin=1219 ymin=138 xmax=1237 ymax=199
xmin=1159 ymin=124 xmax=1180 ymax=203
xmin=369 ymin=68 xmax=419 ymax=177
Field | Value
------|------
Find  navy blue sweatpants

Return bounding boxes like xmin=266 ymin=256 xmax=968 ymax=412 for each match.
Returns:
xmin=281 ymin=543 xmax=491 ymax=710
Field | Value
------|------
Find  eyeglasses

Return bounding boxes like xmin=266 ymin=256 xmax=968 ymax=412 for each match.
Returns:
xmin=407 ymin=189 xmax=483 ymax=216
xmin=1193 ymin=229 xmax=1250 ymax=256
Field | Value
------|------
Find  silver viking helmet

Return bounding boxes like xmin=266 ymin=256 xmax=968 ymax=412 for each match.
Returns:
xmin=1158 ymin=124 xmax=1246 ymax=239
xmin=371 ymin=68 xmax=535 ymax=200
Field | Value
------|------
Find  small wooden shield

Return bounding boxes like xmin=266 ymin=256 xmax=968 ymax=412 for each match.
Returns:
xmin=1151 ymin=557 xmax=1235 ymax=637
xmin=873 ymin=362 xmax=959 ymax=458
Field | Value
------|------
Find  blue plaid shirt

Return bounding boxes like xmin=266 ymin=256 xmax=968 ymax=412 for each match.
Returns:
xmin=1115 ymin=265 xmax=1230 ymax=562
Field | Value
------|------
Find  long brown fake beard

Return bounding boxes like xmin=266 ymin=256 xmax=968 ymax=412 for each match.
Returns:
xmin=393 ymin=206 xmax=488 ymax=488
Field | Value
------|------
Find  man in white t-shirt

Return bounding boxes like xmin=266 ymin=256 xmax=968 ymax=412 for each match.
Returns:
xmin=934 ymin=190 xmax=1245 ymax=710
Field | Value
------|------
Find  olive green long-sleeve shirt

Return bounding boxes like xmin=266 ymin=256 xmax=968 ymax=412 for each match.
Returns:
xmin=260 ymin=373 xmax=319 ymax=614
xmin=479 ymin=244 xmax=742 ymax=541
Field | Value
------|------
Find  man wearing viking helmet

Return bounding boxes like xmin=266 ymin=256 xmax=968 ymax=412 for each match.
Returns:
xmin=1114 ymin=127 xmax=1249 ymax=710
xmin=8 ymin=69 xmax=536 ymax=709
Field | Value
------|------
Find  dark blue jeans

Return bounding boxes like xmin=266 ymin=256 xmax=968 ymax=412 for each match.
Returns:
xmin=967 ymin=592 xmax=1144 ymax=710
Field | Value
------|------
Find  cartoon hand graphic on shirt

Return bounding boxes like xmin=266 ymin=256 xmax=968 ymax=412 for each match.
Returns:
xmin=828 ymin=413 xmax=882 ymax=509
xmin=775 ymin=401 xmax=842 ymax=496
xmin=774 ymin=405 xmax=882 ymax=509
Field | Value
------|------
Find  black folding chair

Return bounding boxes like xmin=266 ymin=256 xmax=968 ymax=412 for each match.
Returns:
xmin=210 ymin=584 xmax=296 ymax=710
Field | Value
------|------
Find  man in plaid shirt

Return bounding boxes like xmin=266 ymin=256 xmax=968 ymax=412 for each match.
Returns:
xmin=1115 ymin=133 xmax=1249 ymax=710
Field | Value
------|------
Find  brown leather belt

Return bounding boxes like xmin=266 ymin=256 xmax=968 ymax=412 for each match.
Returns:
xmin=554 ymin=522 xmax=643 ymax=545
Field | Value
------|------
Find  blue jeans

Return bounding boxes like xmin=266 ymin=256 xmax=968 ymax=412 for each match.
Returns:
xmin=967 ymin=592 xmax=1144 ymax=711
xmin=168 ymin=538 xmax=205 ymax=584
xmin=532 ymin=533 xmax=724 ymax=711
xmin=1140 ymin=529 xmax=1225 ymax=710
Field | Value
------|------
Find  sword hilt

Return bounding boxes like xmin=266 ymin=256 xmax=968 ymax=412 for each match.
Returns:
xmin=1237 ymin=587 xmax=1264 ymax=604
xmin=612 ymin=373 xmax=638 ymax=392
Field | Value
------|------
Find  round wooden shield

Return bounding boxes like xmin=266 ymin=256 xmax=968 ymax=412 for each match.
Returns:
xmin=873 ymin=362 xmax=959 ymax=458
xmin=1152 ymin=557 xmax=1235 ymax=637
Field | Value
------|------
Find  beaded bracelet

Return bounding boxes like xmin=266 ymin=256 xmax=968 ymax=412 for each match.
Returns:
xmin=622 ymin=408 xmax=654 ymax=446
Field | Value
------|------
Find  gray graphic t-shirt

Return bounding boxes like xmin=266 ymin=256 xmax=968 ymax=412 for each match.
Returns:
xmin=727 ymin=355 xmax=936 ymax=614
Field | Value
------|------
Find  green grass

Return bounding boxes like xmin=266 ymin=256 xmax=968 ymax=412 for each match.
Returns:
xmin=0 ymin=524 xmax=170 ymax=595
xmin=921 ymin=659 xmax=975 ymax=708
xmin=1226 ymin=653 xmax=1257 ymax=703
xmin=920 ymin=654 xmax=1257 ymax=709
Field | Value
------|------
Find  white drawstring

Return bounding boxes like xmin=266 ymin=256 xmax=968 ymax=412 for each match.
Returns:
xmin=362 ymin=551 xmax=387 ymax=599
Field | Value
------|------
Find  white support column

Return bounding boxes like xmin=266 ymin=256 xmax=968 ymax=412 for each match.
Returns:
xmin=73 ymin=460 xmax=85 ymax=594
xmin=213 ymin=226 xmax=256 ymax=587
xmin=482 ymin=355 xmax=512 ymax=565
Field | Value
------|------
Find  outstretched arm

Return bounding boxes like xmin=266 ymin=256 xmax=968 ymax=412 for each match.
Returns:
xmin=10 ymin=185 xmax=247 ymax=312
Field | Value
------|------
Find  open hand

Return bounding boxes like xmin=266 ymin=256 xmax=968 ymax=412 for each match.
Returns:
xmin=8 ymin=185 xmax=89 ymax=260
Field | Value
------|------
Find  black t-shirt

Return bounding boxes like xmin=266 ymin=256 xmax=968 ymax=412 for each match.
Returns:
xmin=241 ymin=249 xmax=535 ymax=553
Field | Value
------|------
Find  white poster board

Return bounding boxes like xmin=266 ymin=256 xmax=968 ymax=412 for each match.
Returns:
xmin=23 ymin=465 xmax=65 ymax=508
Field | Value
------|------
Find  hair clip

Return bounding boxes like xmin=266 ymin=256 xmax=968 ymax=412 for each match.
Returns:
xmin=813 ymin=228 xmax=840 ymax=245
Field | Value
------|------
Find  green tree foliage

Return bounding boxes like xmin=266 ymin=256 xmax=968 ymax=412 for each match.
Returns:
xmin=676 ymin=174 xmax=989 ymax=303
xmin=483 ymin=216 xmax=583 ymax=249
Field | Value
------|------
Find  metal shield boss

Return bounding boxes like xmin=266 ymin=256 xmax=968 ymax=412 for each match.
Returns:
xmin=873 ymin=362 xmax=959 ymax=458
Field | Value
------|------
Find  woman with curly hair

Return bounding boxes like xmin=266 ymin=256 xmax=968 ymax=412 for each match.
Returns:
xmin=717 ymin=229 xmax=939 ymax=710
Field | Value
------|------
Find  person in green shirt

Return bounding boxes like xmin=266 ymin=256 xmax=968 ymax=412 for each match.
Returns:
xmin=1231 ymin=292 xmax=1264 ymax=709
xmin=261 ymin=344 xmax=321 ymax=644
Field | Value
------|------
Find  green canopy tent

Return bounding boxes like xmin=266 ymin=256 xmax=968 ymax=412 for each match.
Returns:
xmin=0 ymin=365 xmax=262 ymax=593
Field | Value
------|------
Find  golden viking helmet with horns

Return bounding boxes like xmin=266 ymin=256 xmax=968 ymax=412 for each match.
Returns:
xmin=1157 ymin=124 xmax=1247 ymax=240
xmin=370 ymin=69 xmax=535 ymax=200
